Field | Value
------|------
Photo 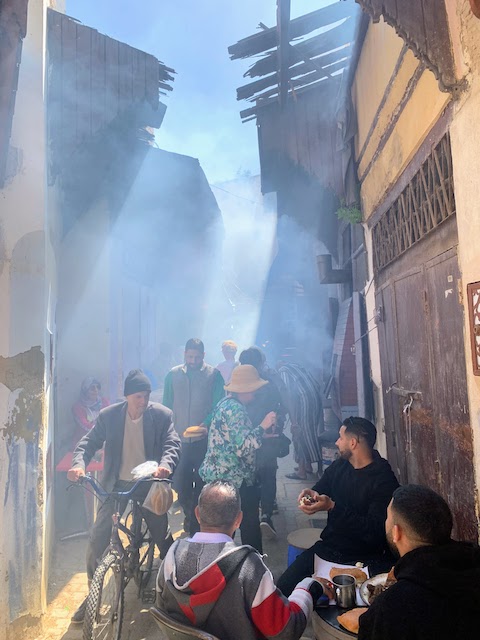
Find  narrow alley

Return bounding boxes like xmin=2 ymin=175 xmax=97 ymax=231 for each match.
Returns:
xmin=1 ymin=1 xmax=480 ymax=640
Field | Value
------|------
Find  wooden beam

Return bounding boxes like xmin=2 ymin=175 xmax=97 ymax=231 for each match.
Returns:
xmin=239 ymin=73 xmax=341 ymax=120
xmin=247 ymin=70 xmax=331 ymax=103
xmin=237 ymin=42 xmax=350 ymax=101
xmin=277 ymin=0 xmax=291 ymax=107
xmin=246 ymin=18 xmax=353 ymax=79
xmin=244 ymin=62 xmax=349 ymax=103
xmin=228 ymin=1 xmax=354 ymax=59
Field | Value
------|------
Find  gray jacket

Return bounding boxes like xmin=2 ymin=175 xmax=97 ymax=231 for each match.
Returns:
xmin=165 ymin=363 xmax=222 ymax=441
xmin=72 ymin=401 xmax=181 ymax=492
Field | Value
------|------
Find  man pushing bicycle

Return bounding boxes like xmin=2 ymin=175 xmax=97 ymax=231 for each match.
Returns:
xmin=67 ymin=369 xmax=181 ymax=624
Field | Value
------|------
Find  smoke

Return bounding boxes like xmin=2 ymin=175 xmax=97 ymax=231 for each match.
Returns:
xmin=256 ymin=215 xmax=333 ymax=375
xmin=200 ymin=175 xmax=277 ymax=363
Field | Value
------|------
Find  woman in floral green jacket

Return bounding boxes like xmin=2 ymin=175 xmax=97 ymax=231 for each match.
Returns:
xmin=199 ymin=365 xmax=276 ymax=552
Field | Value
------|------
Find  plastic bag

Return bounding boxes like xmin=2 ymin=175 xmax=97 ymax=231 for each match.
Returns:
xmin=131 ymin=460 xmax=158 ymax=479
xmin=143 ymin=481 xmax=173 ymax=516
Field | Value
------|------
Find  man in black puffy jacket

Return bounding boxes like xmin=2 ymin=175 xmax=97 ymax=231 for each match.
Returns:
xmin=358 ymin=484 xmax=480 ymax=640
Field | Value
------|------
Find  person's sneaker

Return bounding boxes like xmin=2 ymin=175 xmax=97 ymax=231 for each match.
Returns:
xmin=260 ymin=515 xmax=277 ymax=540
xmin=71 ymin=596 xmax=88 ymax=624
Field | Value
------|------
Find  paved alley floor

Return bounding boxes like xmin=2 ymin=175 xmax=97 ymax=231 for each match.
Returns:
xmin=34 ymin=448 xmax=327 ymax=640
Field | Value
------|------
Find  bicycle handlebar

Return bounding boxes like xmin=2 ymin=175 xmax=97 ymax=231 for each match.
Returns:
xmin=77 ymin=474 xmax=171 ymax=499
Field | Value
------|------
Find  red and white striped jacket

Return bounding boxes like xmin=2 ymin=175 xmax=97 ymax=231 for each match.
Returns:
xmin=156 ymin=534 xmax=318 ymax=640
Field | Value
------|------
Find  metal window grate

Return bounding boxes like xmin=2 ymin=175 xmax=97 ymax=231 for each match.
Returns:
xmin=372 ymin=134 xmax=455 ymax=272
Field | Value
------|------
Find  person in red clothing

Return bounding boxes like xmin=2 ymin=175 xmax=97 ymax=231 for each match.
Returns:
xmin=72 ymin=377 xmax=109 ymax=448
xmin=157 ymin=481 xmax=333 ymax=640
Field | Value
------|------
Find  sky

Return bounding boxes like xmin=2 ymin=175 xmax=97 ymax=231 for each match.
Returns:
xmin=66 ymin=0 xmax=329 ymax=184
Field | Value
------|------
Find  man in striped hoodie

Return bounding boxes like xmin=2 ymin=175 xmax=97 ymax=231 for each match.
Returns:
xmin=156 ymin=481 xmax=333 ymax=640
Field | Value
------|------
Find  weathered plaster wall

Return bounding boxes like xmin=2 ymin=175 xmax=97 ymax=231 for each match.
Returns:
xmin=0 ymin=0 xmax=56 ymax=635
xmin=353 ymin=19 xmax=449 ymax=220
xmin=352 ymin=5 xmax=480 ymax=525
xmin=351 ymin=18 xmax=448 ymax=450
xmin=449 ymin=0 xmax=480 ymax=523
xmin=352 ymin=18 xmax=404 ymax=157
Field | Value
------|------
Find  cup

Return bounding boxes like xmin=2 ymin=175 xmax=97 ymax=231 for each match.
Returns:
xmin=332 ymin=574 xmax=356 ymax=609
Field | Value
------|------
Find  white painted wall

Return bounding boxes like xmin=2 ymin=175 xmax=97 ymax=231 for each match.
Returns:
xmin=0 ymin=0 xmax=54 ymax=636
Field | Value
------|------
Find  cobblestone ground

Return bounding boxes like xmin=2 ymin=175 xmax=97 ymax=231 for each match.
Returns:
xmin=34 ymin=445 xmax=327 ymax=640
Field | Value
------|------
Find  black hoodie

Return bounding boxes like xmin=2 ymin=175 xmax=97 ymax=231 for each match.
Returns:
xmin=312 ymin=452 xmax=399 ymax=562
xmin=358 ymin=542 xmax=480 ymax=639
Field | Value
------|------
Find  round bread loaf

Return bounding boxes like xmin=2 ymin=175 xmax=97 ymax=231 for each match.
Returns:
xmin=337 ymin=607 xmax=368 ymax=633
xmin=150 ymin=482 xmax=173 ymax=515
xmin=183 ymin=426 xmax=207 ymax=437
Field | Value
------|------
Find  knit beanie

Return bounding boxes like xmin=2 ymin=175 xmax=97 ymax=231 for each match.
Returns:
xmin=124 ymin=369 xmax=151 ymax=396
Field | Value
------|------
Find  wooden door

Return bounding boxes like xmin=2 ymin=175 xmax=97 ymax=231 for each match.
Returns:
xmin=376 ymin=284 xmax=407 ymax=482
xmin=377 ymin=249 xmax=477 ymax=540
xmin=391 ymin=267 xmax=440 ymax=491
xmin=425 ymin=249 xmax=477 ymax=540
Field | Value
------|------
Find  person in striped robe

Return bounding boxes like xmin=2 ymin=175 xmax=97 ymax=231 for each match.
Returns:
xmin=278 ymin=362 xmax=324 ymax=480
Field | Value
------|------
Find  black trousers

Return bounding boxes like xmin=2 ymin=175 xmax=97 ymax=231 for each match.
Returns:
xmin=257 ymin=464 xmax=277 ymax=518
xmin=239 ymin=482 xmax=263 ymax=553
xmin=86 ymin=480 xmax=169 ymax=580
xmin=172 ymin=439 xmax=207 ymax=514
xmin=277 ymin=544 xmax=317 ymax=596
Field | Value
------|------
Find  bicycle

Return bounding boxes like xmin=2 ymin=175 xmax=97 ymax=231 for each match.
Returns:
xmin=77 ymin=474 xmax=170 ymax=640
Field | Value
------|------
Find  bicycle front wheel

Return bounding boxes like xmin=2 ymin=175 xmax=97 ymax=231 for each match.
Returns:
xmin=83 ymin=553 xmax=124 ymax=640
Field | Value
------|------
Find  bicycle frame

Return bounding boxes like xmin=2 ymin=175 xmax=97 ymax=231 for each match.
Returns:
xmin=79 ymin=474 xmax=168 ymax=588
xmin=78 ymin=474 xmax=171 ymax=640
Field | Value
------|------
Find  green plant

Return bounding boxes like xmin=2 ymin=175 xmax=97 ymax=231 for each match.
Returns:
xmin=336 ymin=203 xmax=362 ymax=225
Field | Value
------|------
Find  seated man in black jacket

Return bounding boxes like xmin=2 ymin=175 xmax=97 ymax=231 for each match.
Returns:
xmin=358 ymin=484 xmax=480 ymax=640
xmin=278 ymin=417 xmax=399 ymax=596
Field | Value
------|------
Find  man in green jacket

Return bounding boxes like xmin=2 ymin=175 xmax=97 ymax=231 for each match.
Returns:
xmin=163 ymin=338 xmax=224 ymax=533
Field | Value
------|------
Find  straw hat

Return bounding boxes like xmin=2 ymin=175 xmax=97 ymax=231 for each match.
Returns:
xmin=225 ymin=364 xmax=269 ymax=393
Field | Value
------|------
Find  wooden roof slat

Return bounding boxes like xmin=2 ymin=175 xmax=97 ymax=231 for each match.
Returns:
xmin=277 ymin=0 xmax=291 ymax=107
xmin=247 ymin=70 xmax=331 ymax=103
xmin=240 ymin=74 xmax=341 ymax=120
xmin=228 ymin=0 xmax=354 ymax=59
xmin=245 ymin=18 xmax=354 ymax=79
xmin=237 ymin=47 xmax=350 ymax=101
xmin=105 ymin=36 xmax=119 ymax=122
xmin=47 ymin=8 xmax=176 ymax=181
xmin=75 ymin=23 xmax=92 ymax=145
xmin=90 ymin=29 xmax=106 ymax=132
xmin=158 ymin=81 xmax=174 ymax=93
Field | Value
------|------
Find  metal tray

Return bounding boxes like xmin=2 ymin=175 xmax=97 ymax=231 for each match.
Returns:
xmin=359 ymin=573 xmax=389 ymax=606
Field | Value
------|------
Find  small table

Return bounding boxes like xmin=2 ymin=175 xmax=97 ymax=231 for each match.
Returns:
xmin=56 ymin=450 xmax=104 ymax=534
xmin=313 ymin=607 xmax=357 ymax=640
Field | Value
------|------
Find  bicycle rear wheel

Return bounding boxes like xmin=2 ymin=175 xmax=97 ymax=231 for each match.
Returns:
xmin=83 ymin=553 xmax=124 ymax=640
